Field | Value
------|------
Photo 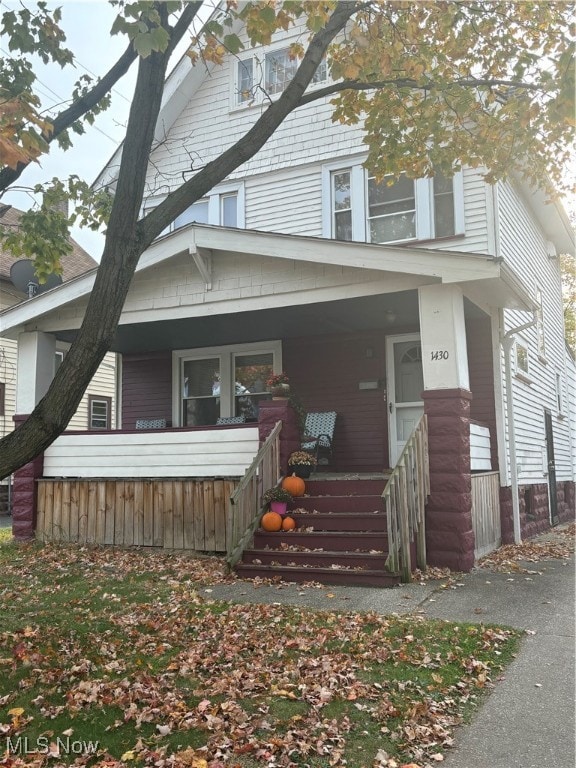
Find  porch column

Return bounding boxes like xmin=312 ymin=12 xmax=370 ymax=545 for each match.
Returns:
xmin=418 ymin=285 xmax=474 ymax=571
xmin=12 ymin=331 xmax=56 ymax=541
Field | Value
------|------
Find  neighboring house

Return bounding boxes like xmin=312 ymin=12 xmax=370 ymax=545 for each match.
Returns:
xmin=1 ymin=21 xmax=574 ymax=582
xmin=0 ymin=206 xmax=117 ymax=513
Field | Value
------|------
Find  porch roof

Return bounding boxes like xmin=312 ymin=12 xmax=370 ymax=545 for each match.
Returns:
xmin=0 ymin=224 xmax=534 ymax=339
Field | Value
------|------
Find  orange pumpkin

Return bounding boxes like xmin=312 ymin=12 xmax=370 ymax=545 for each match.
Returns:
xmin=282 ymin=474 xmax=305 ymax=497
xmin=261 ymin=511 xmax=283 ymax=532
xmin=281 ymin=516 xmax=297 ymax=531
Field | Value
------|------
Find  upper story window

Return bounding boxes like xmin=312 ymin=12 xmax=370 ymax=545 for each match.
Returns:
xmin=323 ymin=160 xmax=464 ymax=245
xmin=235 ymin=48 xmax=326 ymax=106
xmin=146 ymin=183 xmax=244 ymax=236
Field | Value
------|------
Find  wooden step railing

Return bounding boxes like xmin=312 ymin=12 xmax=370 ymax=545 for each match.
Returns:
xmin=382 ymin=414 xmax=430 ymax=583
xmin=226 ymin=420 xmax=282 ymax=569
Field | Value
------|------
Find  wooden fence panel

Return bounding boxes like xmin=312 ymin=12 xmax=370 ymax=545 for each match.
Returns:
xmin=36 ymin=478 xmax=240 ymax=552
xmin=471 ymin=472 xmax=501 ymax=559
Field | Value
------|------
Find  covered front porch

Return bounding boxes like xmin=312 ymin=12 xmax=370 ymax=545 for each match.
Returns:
xmin=4 ymin=224 xmax=535 ymax=577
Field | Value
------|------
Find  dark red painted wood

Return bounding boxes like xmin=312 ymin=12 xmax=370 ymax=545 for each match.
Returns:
xmin=122 ymin=352 xmax=172 ymax=429
xmin=283 ymin=332 xmax=390 ymax=471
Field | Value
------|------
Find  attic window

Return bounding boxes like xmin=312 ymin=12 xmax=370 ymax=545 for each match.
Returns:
xmin=235 ymin=48 xmax=326 ymax=105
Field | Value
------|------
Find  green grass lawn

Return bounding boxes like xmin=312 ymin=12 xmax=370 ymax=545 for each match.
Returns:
xmin=0 ymin=542 xmax=519 ymax=768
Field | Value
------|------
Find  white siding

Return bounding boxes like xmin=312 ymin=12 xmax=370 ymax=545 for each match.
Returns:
xmin=43 ymin=427 xmax=259 ymax=478
xmin=145 ymin=24 xmax=494 ymax=258
xmin=497 ymin=182 xmax=573 ymax=483
xmin=0 ymin=337 xmax=117 ymax=437
xmin=245 ymin=165 xmax=322 ymax=236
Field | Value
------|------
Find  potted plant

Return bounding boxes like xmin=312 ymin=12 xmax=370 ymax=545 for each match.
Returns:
xmin=262 ymin=485 xmax=293 ymax=515
xmin=287 ymin=450 xmax=317 ymax=479
xmin=266 ymin=372 xmax=290 ymax=399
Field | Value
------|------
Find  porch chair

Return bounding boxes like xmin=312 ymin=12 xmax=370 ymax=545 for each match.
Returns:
xmin=301 ymin=411 xmax=337 ymax=466
xmin=135 ymin=418 xmax=167 ymax=429
xmin=216 ymin=416 xmax=247 ymax=425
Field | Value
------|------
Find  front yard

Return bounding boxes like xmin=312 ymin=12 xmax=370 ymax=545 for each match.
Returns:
xmin=0 ymin=542 xmax=519 ymax=768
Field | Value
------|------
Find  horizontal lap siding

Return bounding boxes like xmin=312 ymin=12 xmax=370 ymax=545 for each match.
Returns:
xmin=245 ymin=167 xmax=322 ymax=237
xmin=43 ymin=428 xmax=260 ymax=478
xmin=122 ymin=352 xmax=172 ymax=429
xmin=498 ymin=182 xmax=573 ymax=482
xmin=284 ymin=331 xmax=388 ymax=471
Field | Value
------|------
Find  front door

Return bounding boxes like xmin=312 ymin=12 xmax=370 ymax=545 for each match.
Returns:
xmin=386 ymin=333 xmax=424 ymax=466
xmin=544 ymin=409 xmax=559 ymax=525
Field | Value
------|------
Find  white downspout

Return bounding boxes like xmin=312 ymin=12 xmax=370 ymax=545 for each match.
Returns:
xmin=501 ymin=317 xmax=537 ymax=544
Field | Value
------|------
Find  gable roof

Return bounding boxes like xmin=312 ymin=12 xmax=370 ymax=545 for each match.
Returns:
xmin=0 ymin=205 xmax=97 ymax=286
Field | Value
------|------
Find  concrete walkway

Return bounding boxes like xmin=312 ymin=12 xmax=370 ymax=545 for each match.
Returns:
xmin=204 ymin=547 xmax=575 ymax=768
xmin=0 ymin=514 xmax=11 ymax=529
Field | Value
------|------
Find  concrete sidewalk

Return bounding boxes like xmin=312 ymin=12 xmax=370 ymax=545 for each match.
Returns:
xmin=204 ymin=550 xmax=575 ymax=768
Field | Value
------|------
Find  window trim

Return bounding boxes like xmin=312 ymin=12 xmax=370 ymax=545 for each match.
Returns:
xmin=144 ymin=182 xmax=245 ymax=234
xmin=231 ymin=44 xmax=327 ymax=110
xmin=514 ymin=339 xmax=531 ymax=382
xmin=321 ymin=158 xmax=465 ymax=244
xmin=88 ymin=395 xmax=112 ymax=431
xmin=535 ymin=285 xmax=546 ymax=361
xmin=172 ymin=340 xmax=282 ymax=427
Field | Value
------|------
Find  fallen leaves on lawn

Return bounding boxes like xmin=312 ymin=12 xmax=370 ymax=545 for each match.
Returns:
xmin=0 ymin=544 xmax=518 ymax=768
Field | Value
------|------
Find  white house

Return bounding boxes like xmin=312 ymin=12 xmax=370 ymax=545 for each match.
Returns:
xmin=1 ymin=16 xmax=573 ymax=581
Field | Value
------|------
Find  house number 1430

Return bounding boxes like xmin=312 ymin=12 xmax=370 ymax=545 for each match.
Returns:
xmin=431 ymin=350 xmax=449 ymax=360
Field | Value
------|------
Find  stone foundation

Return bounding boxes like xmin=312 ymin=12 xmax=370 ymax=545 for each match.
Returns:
xmin=500 ymin=480 xmax=575 ymax=544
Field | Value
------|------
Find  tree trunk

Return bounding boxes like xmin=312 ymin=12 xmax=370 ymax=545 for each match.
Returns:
xmin=0 ymin=1 xmax=357 ymax=480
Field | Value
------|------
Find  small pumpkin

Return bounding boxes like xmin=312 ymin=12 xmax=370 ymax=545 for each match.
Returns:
xmin=281 ymin=473 xmax=305 ymax=497
xmin=281 ymin=516 xmax=297 ymax=531
xmin=261 ymin=511 xmax=283 ymax=532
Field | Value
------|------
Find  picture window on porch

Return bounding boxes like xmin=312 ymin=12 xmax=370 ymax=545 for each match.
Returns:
xmin=324 ymin=162 xmax=464 ymax=244
xmin=175 ymin=342 xmax=281 ymax=427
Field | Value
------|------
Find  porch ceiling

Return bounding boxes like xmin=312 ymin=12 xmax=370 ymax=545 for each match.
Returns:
xmin=54 ymin=291 xmax=487 ymax=355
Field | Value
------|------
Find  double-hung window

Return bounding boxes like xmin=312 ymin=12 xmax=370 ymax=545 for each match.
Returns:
xmin=146 ymin=184 xmax=244 ymax=236
xmin=88 ymin=396 xmax=111 ymax=430
xmin=235 ymin=48 xmax=326 ymax=106
xmin=173 ymin=342 xmax=282 ymax=427
xmin=323 ymin=160 xmax=464 ymax=244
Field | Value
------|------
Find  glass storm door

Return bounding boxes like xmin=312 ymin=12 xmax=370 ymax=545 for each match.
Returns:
xmin=386 ymin=334 xmax=424 ymax=466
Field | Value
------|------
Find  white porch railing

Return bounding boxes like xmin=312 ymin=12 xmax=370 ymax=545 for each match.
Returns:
xmin=382 ymin=415 xmax=430 ymax=583
xmin=226 ymin=421 xmax=282 ymax=568
xmin=471 ymin=471 xmax=501 ymax=559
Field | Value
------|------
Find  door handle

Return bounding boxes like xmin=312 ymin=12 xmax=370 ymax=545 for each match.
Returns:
xmin=389 ymin=402 xmax=394 ymax=414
